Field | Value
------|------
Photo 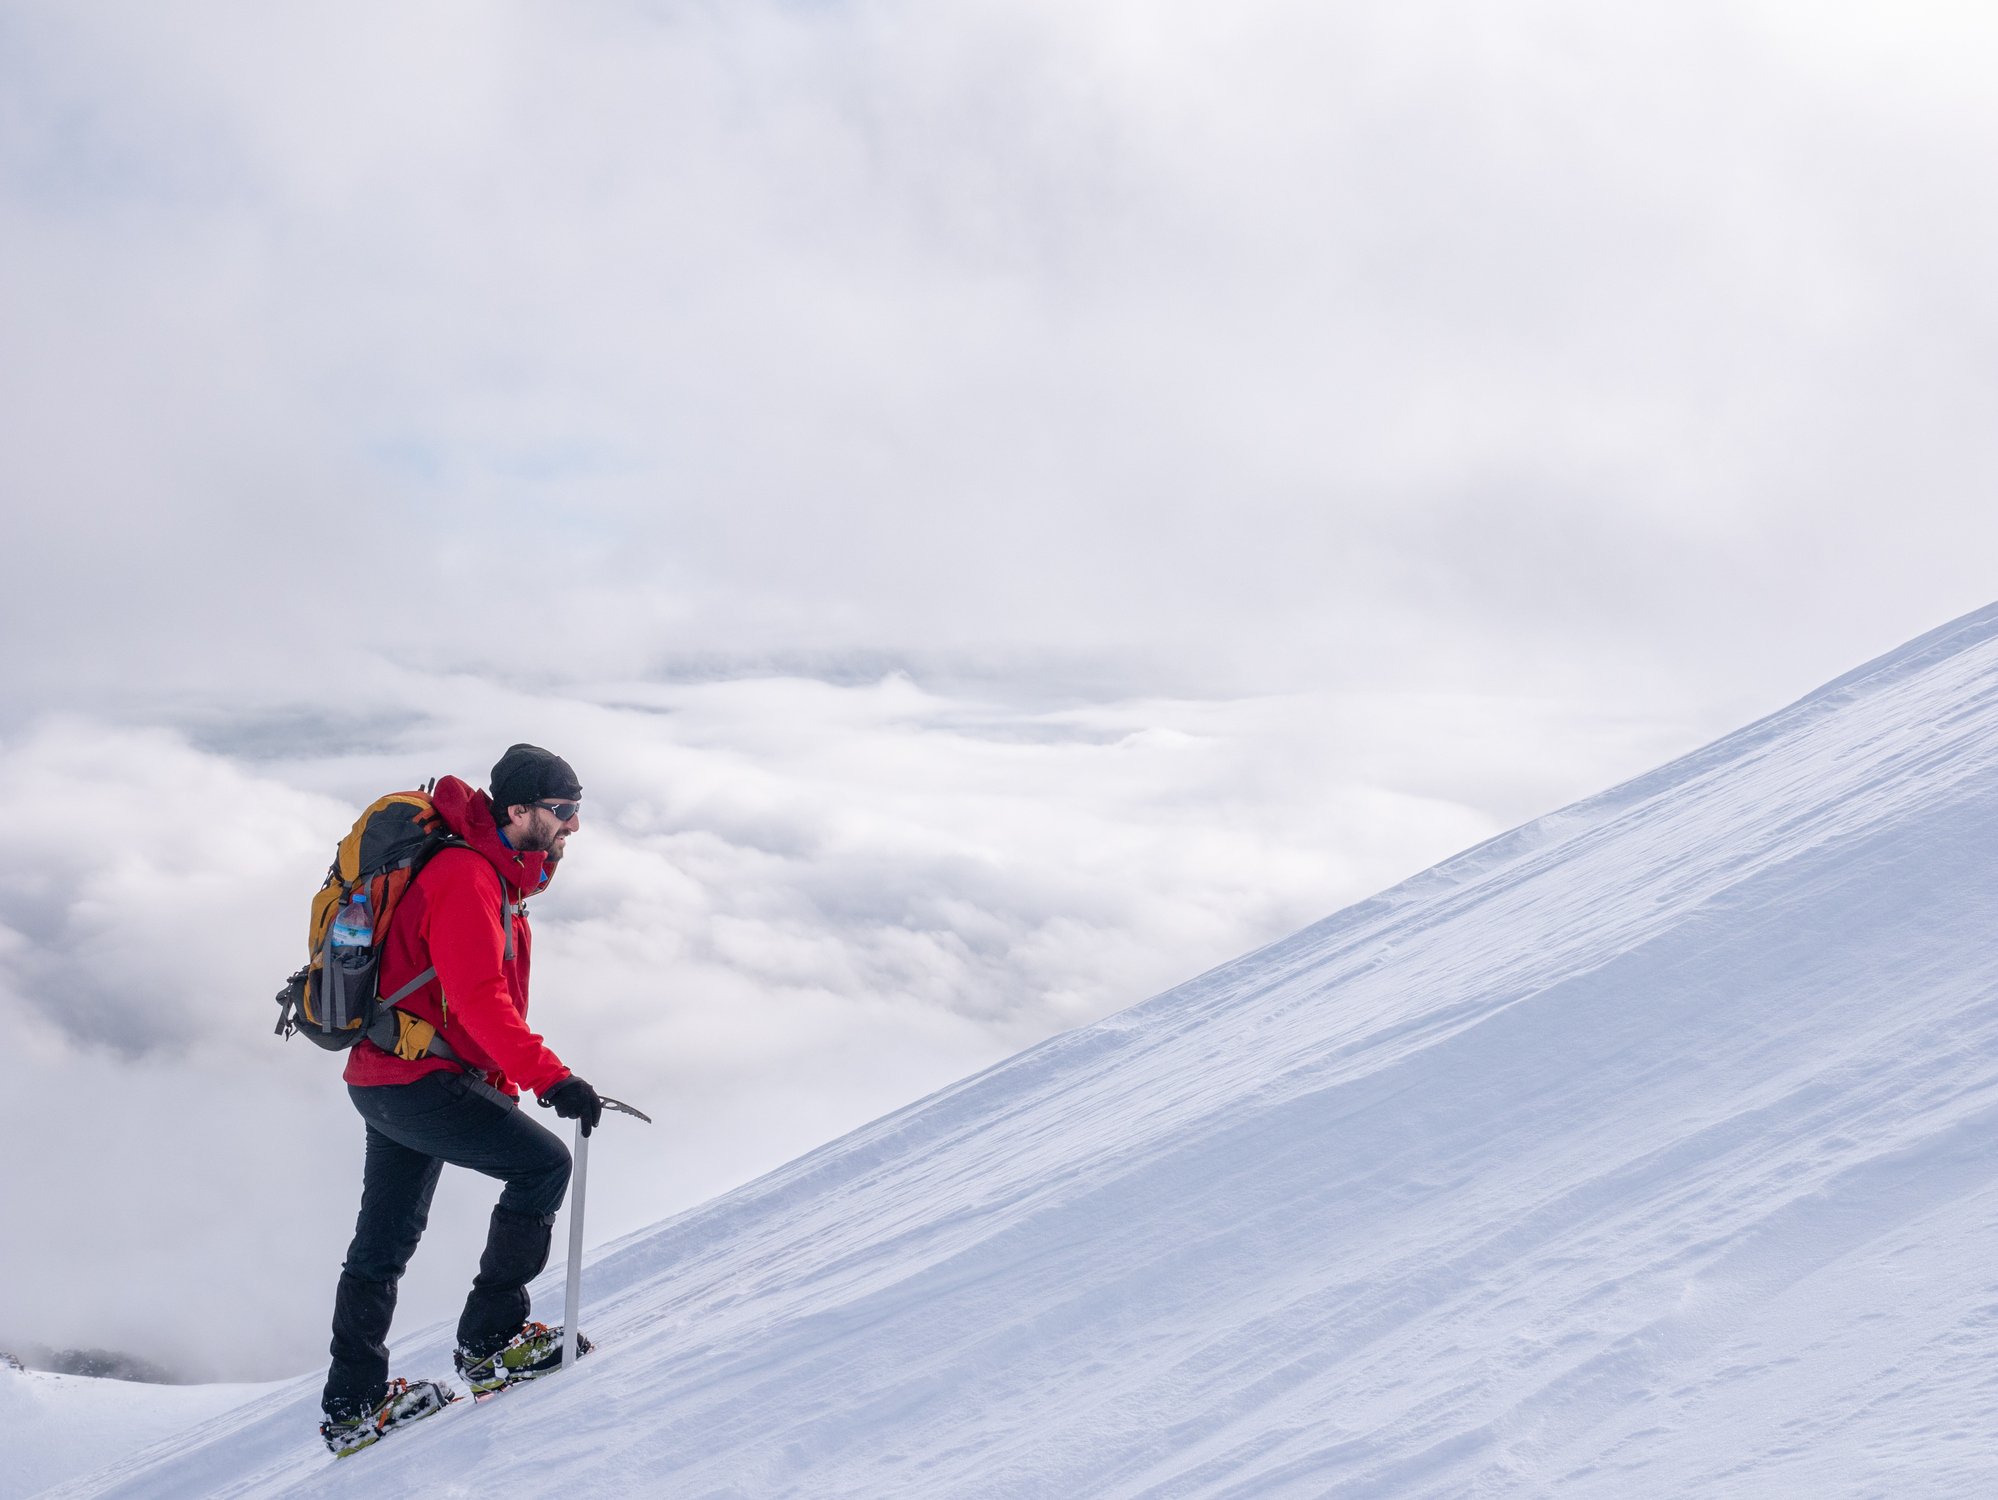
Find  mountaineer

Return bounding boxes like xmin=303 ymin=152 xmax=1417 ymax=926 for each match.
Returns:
xmin=316 ymin=743 xmax=604 ymax=1455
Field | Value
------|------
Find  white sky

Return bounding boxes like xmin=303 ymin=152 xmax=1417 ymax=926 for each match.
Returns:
xmin=2 ymin=0 xmax=1995 ymax=1378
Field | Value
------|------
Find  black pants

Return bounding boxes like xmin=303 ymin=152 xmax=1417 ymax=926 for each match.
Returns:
xmin=322 ymin=1072 xmax=572 ymax=1417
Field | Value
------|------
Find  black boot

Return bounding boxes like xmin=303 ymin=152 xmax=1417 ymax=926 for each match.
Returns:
xmin=456 ymin=1205 xmax=554 ymax=1361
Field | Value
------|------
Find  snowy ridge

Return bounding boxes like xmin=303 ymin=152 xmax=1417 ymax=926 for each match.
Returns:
xmin=53 ymin=604 xmax=1998 ymax=1497
xmin=1 ymin=1367 xmax=278 ymax=1500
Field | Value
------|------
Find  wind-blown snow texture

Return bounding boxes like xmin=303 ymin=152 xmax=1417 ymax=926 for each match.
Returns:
xmin=48 ymin=606 xmax=1998 ymax=1498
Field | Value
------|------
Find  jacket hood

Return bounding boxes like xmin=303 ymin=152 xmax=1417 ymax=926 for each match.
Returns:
xmin=430 ymin=775 xmax=552 ymax=896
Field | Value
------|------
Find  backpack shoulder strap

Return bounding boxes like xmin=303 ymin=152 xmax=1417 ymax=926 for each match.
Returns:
xmin=368 ymin=848 xmax=522 ymax=1061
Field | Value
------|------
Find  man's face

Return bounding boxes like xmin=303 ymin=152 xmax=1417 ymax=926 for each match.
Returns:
xmin=506 ymin=798 xmax=581 ymax=862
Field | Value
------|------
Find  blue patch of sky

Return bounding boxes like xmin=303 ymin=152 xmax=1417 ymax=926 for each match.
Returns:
xmin=0 ymin=24 xmax=244 ymax=216
xmin=361 ymin=434 xmax=637 ymax=554
xmin=365 ymin=435 xmax=447 ymax=485
xmin=487 ymin=438 xmax=638 ymax=484
xmin=364 ymin=434 xmax=637 ymax=487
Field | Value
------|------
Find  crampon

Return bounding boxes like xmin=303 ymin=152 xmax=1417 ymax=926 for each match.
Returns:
xmin=455 ymin=1321 xmax=594 ymax=1399
xmin=320 ymin=1377 xmax=458 ymax=1457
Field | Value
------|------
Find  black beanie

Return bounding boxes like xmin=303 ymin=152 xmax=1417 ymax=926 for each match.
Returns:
xmin=489 ymin=743 xmax=583 ymax=819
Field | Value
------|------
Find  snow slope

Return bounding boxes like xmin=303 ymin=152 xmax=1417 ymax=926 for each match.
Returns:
xmin=47 ymin=604 xmax=1998 ymax=1498
xmin=1 ymin=1367 xmax=275 ymax=1500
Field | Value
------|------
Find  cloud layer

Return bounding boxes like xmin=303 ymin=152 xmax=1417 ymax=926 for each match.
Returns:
xmin=0 ymin=668 xmax=1691 ymax=1376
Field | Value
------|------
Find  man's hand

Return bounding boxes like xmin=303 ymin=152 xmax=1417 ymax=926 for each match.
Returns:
xmin=540 ymin=1075 xmax=604 ymax=1137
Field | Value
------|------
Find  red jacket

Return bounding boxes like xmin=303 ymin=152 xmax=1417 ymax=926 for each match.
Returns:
xmin=343 ymin=776 xmax=571 ymax=1098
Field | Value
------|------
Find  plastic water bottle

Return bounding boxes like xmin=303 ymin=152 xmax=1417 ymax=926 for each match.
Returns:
xmin=330 ymin=889 xmax=373 ymax=954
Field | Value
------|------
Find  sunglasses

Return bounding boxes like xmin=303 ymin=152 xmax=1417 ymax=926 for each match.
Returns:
xmin=533 ymin=799 xmax=582 ymax=822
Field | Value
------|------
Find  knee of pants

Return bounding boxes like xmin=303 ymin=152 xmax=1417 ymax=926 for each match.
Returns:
xmin=343 ymin=1238 xmax=421 ymax=1284
xmin=341 ymin=1201 xmax=433 ymax=1283
xmin=508 ymin=1138 xmax=572 ymax=1221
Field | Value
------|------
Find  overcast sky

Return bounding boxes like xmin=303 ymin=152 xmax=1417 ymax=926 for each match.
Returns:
xmin=4 ymin=0 xmax=1996 ymax=1380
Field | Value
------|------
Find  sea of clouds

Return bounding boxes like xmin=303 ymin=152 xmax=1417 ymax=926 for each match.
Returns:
xmin=0 ymin=662 xmax=1694 ymax=1378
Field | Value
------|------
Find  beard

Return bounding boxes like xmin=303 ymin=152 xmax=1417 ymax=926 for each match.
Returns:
xmin=512 ymin=814 xmax=564 ymax=856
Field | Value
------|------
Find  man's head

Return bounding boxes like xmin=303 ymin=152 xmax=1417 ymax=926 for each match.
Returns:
xmin=489 ymin=743 xmax=583 ymax=861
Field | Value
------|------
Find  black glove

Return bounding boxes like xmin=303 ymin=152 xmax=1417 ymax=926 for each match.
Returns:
xmin=540 ymin=1075 xmax=604 ymax=1137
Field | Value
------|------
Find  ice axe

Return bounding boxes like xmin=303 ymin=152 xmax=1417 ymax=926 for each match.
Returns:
xmin=563 ymin=1093 xmax=652 ymax=1371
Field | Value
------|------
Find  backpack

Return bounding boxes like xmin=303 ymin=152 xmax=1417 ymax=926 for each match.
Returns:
xmin=273 ymin=785 xmax=465 ymax=1053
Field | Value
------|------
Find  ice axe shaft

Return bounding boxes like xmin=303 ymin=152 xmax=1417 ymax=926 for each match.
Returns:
xmin=562 ymin=1122 xmax=588 ymax=1371
xmin=562 ymin=1095 xmax=651 ymax=1371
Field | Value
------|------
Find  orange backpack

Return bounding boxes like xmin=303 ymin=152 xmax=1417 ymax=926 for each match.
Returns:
xmin=272 ymin=787 xmax=462 ymax=1052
